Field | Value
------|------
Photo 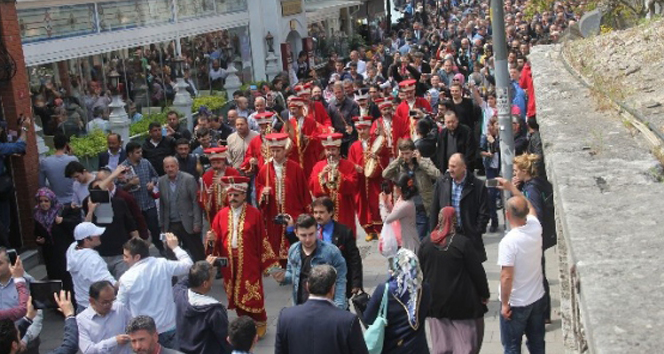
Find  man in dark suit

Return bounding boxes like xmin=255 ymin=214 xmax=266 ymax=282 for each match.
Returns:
xmin=311 ymin=197 xmax=363 ymax=299
xmin=433 ymin=110 xmax=475 ymax=172
xmin=430 ymin=153 xmax=490 ymax=262
xmin=275 ymin=264 xmax=368 ymax=354
xmin=158 ymin=156 xmax=204 ymax=261
xmin=98 ymin=133 xmax=126 ymax=170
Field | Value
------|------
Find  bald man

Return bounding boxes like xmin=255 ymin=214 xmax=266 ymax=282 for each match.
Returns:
xmin=429 ymin=153 xmax=490 ymax=261
xmin=495 ymin=178 xmax=546 ymax=353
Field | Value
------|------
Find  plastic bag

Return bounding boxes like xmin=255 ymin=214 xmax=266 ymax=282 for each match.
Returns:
xmin=379 ymin=221 xmax=399 ymax=258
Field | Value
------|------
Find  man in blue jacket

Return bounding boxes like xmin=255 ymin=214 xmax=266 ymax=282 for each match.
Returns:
xmin=271 ymin=214 xmax=348 ymax=309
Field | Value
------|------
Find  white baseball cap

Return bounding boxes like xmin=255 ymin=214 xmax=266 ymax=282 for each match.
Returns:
xmin=74 ymin=222 xmax=106 ymax=241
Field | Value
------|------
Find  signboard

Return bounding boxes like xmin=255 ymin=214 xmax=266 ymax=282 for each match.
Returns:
xmin=281 ymin=42 xmax=293 ymax=72
xmin=281 ymin=0 xmax=303 ymax=17
xmin=302 ymin=37 xmax=315 ymax=69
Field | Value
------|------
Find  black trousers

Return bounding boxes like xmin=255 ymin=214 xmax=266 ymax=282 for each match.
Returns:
xmin=168 ymin=221 xmax=206 ymax=262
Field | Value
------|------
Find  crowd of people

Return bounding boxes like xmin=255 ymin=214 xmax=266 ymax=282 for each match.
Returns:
xmin=0 ymin=0 xmax=581 ymax=352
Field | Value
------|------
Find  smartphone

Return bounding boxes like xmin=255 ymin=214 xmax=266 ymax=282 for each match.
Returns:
xmin=486 ymin=179 xmax=499 ymax=188
xmin=6 ymin=249 xmax=17 ymax=266
xmin=409 ymin=110 xmax=418 ymax=117
xmin=249 ymin=85 xmax=258 ymax=90
xmin=160 ymin=233 xmax=167 ymax=242
xmin=30 ymin=280 xmax=63 ymax=309
xmin=89 ymin=190 xmax=110 ymax=204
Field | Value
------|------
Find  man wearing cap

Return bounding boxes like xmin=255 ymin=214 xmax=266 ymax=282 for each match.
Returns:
xmin=295 ymin=83 xmax=332 ymax=129
xmin=206 ymin=176 xmax=279 ymax=338
xmin=371 ymin=97 xmax=404 ymax=158
xmin=256 ymin=133 xmax=311 ymax=261
xmin=66 ymin=222 xmax=116 ymax=312
xmin=309 ymin=133 xmax=359 ymax=235
xmin=286 ymin=96 xmax=323 ymax=175
xmin=200 ymin=147 xmax=240 ymax=223
xmin=394 ymin=79 xmax=432 ymax=129
xmin=240 ymin=112 xmax=275 ymax=176
xmin=354 ymin=88 xmax=380 ymax=119
xmin=348 ymin=116 xmax=389 ymax=242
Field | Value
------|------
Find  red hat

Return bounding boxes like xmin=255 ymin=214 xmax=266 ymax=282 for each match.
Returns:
xmin=288 ymin=96 xmax=306 ymax=107
xmin=265 ymin=133 xmax=289 ymax=148
xmin=352 ymin=116 xmax=373 ymax=128
xmin=375 ymin=97 xmax=393 ymax=110
xmin=294 ymin=84 xmax=311 ymax=97
xmin=302 ymin=82 xmax=312 ymax=90
xmin=220 ymin=175 xmax=250 ymax=193
xmin=398 ymin=79 xmax=417 ymax=91
xmin=319 ymin=133 xmax=343 ymax=148
xmin=254 ymin=111 xmax=274 ymax=125
xmin=204 ymin=147 xmax=228 ymax=160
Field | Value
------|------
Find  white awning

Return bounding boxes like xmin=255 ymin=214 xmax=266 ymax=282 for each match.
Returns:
xmin=305 ymin=0 xmax=362 ymax=24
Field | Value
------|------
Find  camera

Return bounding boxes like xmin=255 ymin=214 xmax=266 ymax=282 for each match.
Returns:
xmin=213 ymin=257 xmax=229 ymax=267
xmin=273 ymin=214 xmax=289 ymax=225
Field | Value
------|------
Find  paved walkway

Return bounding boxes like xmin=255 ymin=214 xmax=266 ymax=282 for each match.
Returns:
xmin=38 ymin=218 xmax=564 ymax=353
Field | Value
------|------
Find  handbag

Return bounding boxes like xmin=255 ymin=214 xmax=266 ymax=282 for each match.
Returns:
xmin=351 ymin=290 xmax=371 ymax=326
xmin=379 ymin=221 xmax=399 ymax=258
xmin=364 ymin=285 xmax=390 ymax=354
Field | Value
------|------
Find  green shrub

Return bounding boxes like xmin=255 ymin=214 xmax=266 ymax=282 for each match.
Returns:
xmin=69 ymin=130 xmax=107 ymax=158
xmin=129 ymin=111 xmax=171 ymax=137
xmin=192 ymin=95 xmax=227 ymax=113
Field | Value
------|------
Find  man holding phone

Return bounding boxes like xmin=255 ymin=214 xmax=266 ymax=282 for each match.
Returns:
xmin=0 ymin=249 xmax=28 ymax=321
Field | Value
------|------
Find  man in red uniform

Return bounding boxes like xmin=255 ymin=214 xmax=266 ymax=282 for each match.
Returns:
xmin=240 ymin=111 xmax=274 ymax=176
xmin=295 ymin=82 xmax=333 ymax=129
xmin=206 ymin=176 xmax=279 ymax=338
xmin=287 ymin=96 xmax=323 ymax=175
xmin=309 ymin=133 xmax=359 ymax=235
xmin=200 ymin=147 xmax=240 ymax=222
xmin=256 ymin=133 xmax=311 ymax=261
xmin=348 ymin=116 xmax=388 ymax=242
xmin=394 ymin=79 xmax=432 ymax=130
xmin=371 ymin=97 xmax=403 ymax=159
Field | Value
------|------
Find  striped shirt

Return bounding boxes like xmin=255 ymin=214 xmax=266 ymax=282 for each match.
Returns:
xmin=451 ymin=172 xmax=467 ymax=227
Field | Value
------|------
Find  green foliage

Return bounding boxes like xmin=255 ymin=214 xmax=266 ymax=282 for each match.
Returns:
xmin=69 ymin=130 xmax=107 ymax=158
xmin=192 ymin=95 xmax=228 ymax=113
xmin=348 ymin=34 xmax=366 ymax=51
xmin=129 ymin=111 xmax=171 ymax=137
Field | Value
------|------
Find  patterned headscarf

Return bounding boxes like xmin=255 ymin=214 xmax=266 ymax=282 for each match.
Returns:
xmin=454 ymin=73 xmax=465 ymax=85
xmin=388 ymin=248 xmax=423 ymax=329
xmin=430 ymin=207 xmax=456 ymax=246
xmin=33 ymin=187 xmax=62 ymax=236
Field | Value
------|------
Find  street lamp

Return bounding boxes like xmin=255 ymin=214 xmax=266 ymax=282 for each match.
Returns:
xmin=107 ymin=69 xmax=130 ymax=144
xmin=265 ymin=31 xmax=274 ymax=53
xmin=172 ymin=56 xmax=194 ymax=131
xmin=265 ymin=31 xmax=279 ymax=81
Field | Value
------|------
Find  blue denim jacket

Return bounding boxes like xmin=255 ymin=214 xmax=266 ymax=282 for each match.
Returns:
xmin=282 ymin=239 xmax=348 ymax=309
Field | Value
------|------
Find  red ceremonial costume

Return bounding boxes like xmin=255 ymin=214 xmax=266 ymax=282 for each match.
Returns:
xmin=200 ymin=147 xmax=240 ymax=222
xmin=348 ymin=117 xmax=388 ymax=236
xmin=394 ymin=80 xmax=432 ymax=140
xmin=371 ymin=98 xmax=402 ymax=158
xmin=209 ymin=176 xmax=278 ymax=327
xmin=240 ymin=112 xmax=275 ymax=174
xmin=309 ymin=133 xmax=359 ymax=234
xmin=296 ymin=83 xmax=332 ymax=128
xmin=287 ymin=97 xmax=323 ymax=174
xmin=256 ymin=134 xmax=311 ymax=260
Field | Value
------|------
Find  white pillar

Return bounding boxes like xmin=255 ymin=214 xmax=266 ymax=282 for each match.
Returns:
xmin=224 ymin=66 xmax=242 ymax=100
xmin=173 ymin=78 xmax=194 ymax=131
xmin=248 ymin=0 xmax=268 ymax=81
xmin=108 ymin=95 xmax=130 ymax=144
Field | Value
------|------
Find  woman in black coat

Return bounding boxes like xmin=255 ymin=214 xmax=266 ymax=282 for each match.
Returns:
xmin=418 ymin=206 xmax=490 ymax=354
xmin=360 ymin=248 xmax=430 ymax=354
xmin=34 ymin=187 xmax=78 ymax=293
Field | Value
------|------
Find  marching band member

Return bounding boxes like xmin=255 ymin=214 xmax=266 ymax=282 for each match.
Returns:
xmin=347 ymin=116 xmax=389 ymax=242
xmin=199 ymin=147 xmax=240 ymax=222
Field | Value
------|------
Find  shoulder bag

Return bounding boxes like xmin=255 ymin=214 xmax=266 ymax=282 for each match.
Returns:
xmin=364 ymin=285 xmax=390 ymax=354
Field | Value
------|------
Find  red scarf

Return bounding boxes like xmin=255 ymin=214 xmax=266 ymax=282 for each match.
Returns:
xmin=430 ymin=206 xmax=456 ymax=246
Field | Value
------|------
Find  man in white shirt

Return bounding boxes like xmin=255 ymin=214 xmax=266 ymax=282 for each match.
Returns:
xmin=496 ymin=178 xmax=546 ymax=354
xmin=65 ymin=161 xmax=97 ymax=208
xmin=347 ymin=50 xmax=367 ymax=76
xmin=226 ymin=117 xmax=258 ymax=170
xmin=76 ymin=280 xmax=132 ymax=354
xmin=117 ymin=234 xmax=193 ymax=350
xmin=66 ymin=222 xmax=116 ymax=313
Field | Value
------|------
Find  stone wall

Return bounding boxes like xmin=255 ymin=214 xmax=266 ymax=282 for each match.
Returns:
xmin=530 ymin=44 xmax=664 ymax=353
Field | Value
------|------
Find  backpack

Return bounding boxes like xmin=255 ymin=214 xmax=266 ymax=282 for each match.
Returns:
xmin=534 ymin=178 xmax=557 ymax=250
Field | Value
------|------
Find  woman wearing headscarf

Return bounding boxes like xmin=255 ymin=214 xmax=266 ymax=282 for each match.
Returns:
xmin=418 ymin=206 xmax=490 ymax=354
xmin=34 ymin=187 xmax=78 ymax=292
xmin=379 ymin=173 xmax=420 ymax=254
xmin=360 ymin=248 xmax=431 ymax=354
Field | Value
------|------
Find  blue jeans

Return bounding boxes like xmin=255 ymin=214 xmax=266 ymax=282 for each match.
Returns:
xmin=158 ymin=329 xmax=179 ymax=350
xmin=416 ymin=210 xmax=429 ymax=241
xmin=485 ymin=167 xmax=500 ymax=226
xmin=500 ymin=295 xmax=546 ymax=354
